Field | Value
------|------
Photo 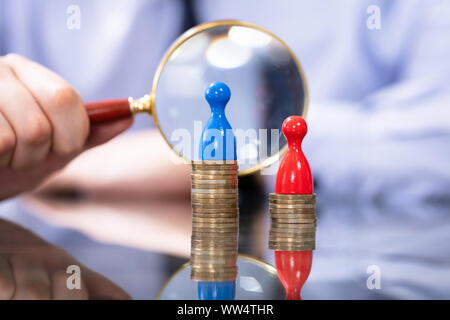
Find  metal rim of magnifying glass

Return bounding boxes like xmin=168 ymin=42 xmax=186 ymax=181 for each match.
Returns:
xmin=143 ymin=20 xmax=309 ymax=176
xmin=155 ymin=254 xmax=279 ymax=300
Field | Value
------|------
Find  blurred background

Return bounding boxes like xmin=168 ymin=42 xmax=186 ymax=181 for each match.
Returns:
xmin=0 ymin=0 xmax=449 ymax=299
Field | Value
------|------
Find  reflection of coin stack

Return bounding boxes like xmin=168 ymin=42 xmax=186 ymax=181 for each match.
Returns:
xmin=190 ymin=160 xmax=239 ymax=282
xmin=269 ymin=194 xmax=316 ymax=251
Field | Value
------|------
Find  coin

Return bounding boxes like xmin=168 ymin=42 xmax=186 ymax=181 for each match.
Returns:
xmin=191 ymin=179 xmax=237 ymax=184
xmin=191 ymin=250 xmax=237 ymax=256
xmin=191 ymin=232 xmax=237 ymax=237
xmin=191 ymin=274 xmax=237 ymax=281
xmin=269 ymin=237 xmax=315 ymax=244
xmin=191 ymin=272 xmax=238 ymax=278
xmin=191 ymin=245 xmax=237 ymax=250
xmin=192 ymin=163 xmax=237 ymax=168
xmin=269 ymin=208 xmax=315 ymax=214
xmin=191 ymin=166 xmax=237 ymax=170
xmin=270 ymin=223 xmax=316 ymax=233
xmin=191 ymin=193 xmax=238 ymax=199
xmin=191 ymin=177 xmax=238 ymax=185
xmin=269 ymin=193 xmax=315 ymax=200
xmin=191 ymin=266 xmax=237 ymax=272
xmin=270 ymin=229 xmax=316 ymax=236
xmin=192 ymin=215 xmax=238 ymax=221
xmin=270 ymin=214 xmax=316 ymax=220
xmin=191 ymin=167 xmax=237 ymax=171
xmin=192 ymin=228 xmax=238 ymax=234
xmin=191 ymin=250 xmax=237 ymax=255
xmin=192 ymin=202 xmax=237 ymax=208
xmin=191 ymin=237 xmax=238 ymax=244
xmin=269 ymin=240 xmax=315 ymax=246
xmin=269 ymin=203 xmax=315 ymax=209
xmin=192 ymin=206 xmax=238 ymax=212
xmin=271 ymin=218 xmax=316 ymax=224
xmin=191 ymin=269 xmax=238 ymax=275
xmin=269 ymin=230 xmax=315 ymax=237
xmin=191 ymin=234 xmax=237 ymax=240
xmin=270 ymin=214 xmax=316 ymax=224
xmin=269 ymin=232 xmax=315 ymax=238
xmin=192 ymin=220 xmax=238 ymax=225
xmin=191 ymin=277 xmax=237 ymax=282
xmin=191 ymin=197 xmax=238 ymax=202
xmin=270 ymin=222 xmax=316 ymax=228
xmin=191 ymin=232 xmax=237 ymax=238
xmin=191 ymin=253 xmax=237 ymax=258
xmin=191 ymin=179 xmax=238 ymax=185
xmin=192 ymin=216 xmax=238 ymax=222
xmin=191 ymin=271 xmax=237 ymax=276
xmin=192 ymin=218 xmax=239 ymax=223
xmin=191 ymin=184 xmax=238 ymax=190
xmin=191 ymin=252 xmax=237 ymax=258
xmin=191 ymin=160 xmax=238 ymax=165
xmin=269 ymin=245 xmax=315 ymax=251
xmin=192 ymin=170 xmax=237 ymax=176
xmin=192 ymin=226 xmax=238 ymax=232
xmin=191 ymin=202 xmax=238 ymax=208
xmin=190 ymin=260 xmax=237 ymax=267
xmin=269 ymin=236 xmax=315 ymax=243
xmin=269 ymin=197 xmax=315 ymax=203
xmin=191 ymin=238 xmax=237 ymax=245
xmin=192 ymin=188 xmax=237 ymax=194
xmin=192 ymin=205 xmax=239 ymax=214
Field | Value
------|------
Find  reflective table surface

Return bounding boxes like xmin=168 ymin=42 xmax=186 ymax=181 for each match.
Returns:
xmin=1 ymin=174 xmax=449 ymax=299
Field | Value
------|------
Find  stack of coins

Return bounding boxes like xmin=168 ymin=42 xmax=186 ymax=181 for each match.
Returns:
xmin=268 ymin=194 xmax=316 ymax=251
xmin=190 ymin=160 xmax=239 ymax=282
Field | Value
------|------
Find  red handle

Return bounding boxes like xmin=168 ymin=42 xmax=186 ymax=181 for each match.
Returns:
xmin=85 ymin=98 xmax=132 ymax=123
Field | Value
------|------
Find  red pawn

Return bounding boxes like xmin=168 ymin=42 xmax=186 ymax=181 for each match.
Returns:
xmin=275 ymin=116 xmax=313 ymax=300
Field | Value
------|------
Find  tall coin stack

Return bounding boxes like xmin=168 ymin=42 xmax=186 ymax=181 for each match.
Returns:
xmin=268 ymin=194 xmax=316 ymax=251
xmin=190 ymin=160 xmax=239 ymax=282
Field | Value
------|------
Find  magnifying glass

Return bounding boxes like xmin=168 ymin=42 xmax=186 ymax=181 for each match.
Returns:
xmin=157 ymin=254 xmax=285 ymax=300
xmin=85 ymin=20 xmax=308 ymax=175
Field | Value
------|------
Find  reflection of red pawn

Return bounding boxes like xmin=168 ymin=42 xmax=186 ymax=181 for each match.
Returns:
xmin=275 ymin=116 xmax=313 ymax=300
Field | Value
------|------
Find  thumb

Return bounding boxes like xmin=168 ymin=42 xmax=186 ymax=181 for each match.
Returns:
xmin=82 ymin=266 xmax=131 ymax=300
xmin=85 ymin=118 xmax=134 ymax=150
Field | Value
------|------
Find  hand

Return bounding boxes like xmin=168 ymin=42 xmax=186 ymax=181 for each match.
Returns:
xmin=0 ymin=218 xmax=130 ymax=299
xmin=0 ymin=54 xmax=132 ymax=200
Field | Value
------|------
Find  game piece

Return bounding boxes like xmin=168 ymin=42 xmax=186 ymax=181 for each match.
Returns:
xmin=191 ymin=82 xmax=238 ymax=300
xmin=199 ymin=81 xmax=236 ymax=161
xmin=269 ymin=116 xmax=316 ymax=300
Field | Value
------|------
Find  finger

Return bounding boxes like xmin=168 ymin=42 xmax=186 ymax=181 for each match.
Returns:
xmin=0 ymin=113 xmax=16 ymax=168
xmin=0 ymin=63 xmax=52 ymax=170
xmin=10 ymin=255 xmax=51 ymax=300
xmin=51 ymin=270 xmax=88 ymax=300
xmin=3 ymin=54 xmax=89 ymax=157
xmin=85 ymin=118 xmax=133 ymax=149
xmin=0 ymin=256 xmax=15 ymax=300
xmin=82 ymin=268 xmax=131 ymax=300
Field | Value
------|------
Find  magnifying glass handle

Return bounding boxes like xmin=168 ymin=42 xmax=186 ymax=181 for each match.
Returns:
xmin=85 ymin=98 xmax=132 ymax=123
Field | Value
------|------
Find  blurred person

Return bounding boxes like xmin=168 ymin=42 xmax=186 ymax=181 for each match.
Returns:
xmin=0 ymin=0 xmax=449 ymax=299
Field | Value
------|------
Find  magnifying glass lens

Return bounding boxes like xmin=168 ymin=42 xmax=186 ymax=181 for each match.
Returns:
xmin=154 ymin=24 xmax=306 ymax=173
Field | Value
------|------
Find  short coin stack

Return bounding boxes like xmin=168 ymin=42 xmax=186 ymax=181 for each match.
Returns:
xmin=190 ymin=160 xmax=239 ymax=282
xmin=268 ymin=194 xmax=316 ymax=251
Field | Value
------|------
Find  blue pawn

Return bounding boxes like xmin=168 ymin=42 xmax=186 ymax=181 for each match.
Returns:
xmin=199 ymin=82 xmax=237 ymax=161
xmin=198 ymin=281 xmax=236 ymax=300
xmin=197 ymin=82 xmax=236 ymax=300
